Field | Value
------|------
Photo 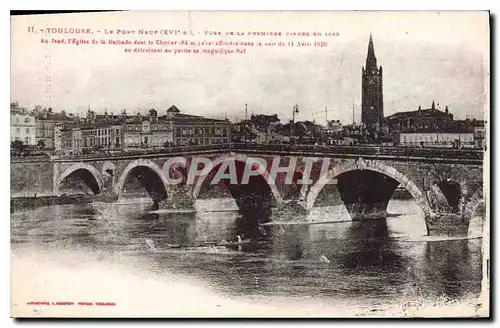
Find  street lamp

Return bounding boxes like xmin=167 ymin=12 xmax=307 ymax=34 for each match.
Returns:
xmin=290 ymin=104 xmax=299 ymax=139
xmin=244 ymin=103 xmax=248 ymax=145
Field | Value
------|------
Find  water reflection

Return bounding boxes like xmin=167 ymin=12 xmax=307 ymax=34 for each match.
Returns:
xmin=342 ymin=220 xmax=406 ymax=269
xmin=421 ymin=240 xmax=482 ymax=299
xmin=10 ymin=199 xmax=484 ymax=304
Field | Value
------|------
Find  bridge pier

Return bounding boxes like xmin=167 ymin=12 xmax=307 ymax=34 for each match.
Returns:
xmin=154 ymin=185 xmax=195 ymax=211
xmin=425 ymin=213 xmax=470 ymax=237
xmin=93 ymin=190 xmax=119 ymax=202
xmin=345 ymin=202 xmax=388 ymax=221
xmin=272 ymin=200 xmax=309 ymax=222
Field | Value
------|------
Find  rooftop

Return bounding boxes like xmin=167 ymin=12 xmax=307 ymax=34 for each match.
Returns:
xmin=386 ymin=108 xmax=451 ymax=120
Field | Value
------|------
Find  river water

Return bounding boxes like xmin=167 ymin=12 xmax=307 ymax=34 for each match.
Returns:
xmin=10 ymin=198 xmax=487 ymax=317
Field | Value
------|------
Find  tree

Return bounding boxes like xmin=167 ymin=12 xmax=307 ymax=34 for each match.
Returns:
xmin=37 ymin=139 xmax=45 ymax=150
xmin=11 ymin=140 xmax=25 ymax=153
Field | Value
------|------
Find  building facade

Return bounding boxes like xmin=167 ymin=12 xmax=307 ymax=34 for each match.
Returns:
xmin=169 ymin=106 xmax=231 ymax=146
xmin=123 ymin=109 xmax=174 ymax=150
xmin=80 ymin=124 xmax=123 ymax=152
xmin=15 ymin=102 xmax=232 ymax=154
xmin=34 ymin=107 xmax=74 ymax=149
xmin=398 ymin=132 xmax=474 ymax=148
xmin=361 ymin=34 xmax=384 ymax=132
xmin=58 ymin=127 xmax=83 ymax=155
xmin=10 ymin=102 xmax=36 ymax=146
xmin=386 ymin=102 xmax=454 ymax=133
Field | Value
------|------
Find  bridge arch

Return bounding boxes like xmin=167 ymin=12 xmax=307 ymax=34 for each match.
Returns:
xmin=421 ymin=164 xmax=478 ymax=215
xmin=115 ymin=159 xmax=169 ymax=202
xmin=463 ymin=187 xmax=485 ymax=221
xmin=306 ymin=159 xmax=431 ymax=218
xmin=191 ymin=153 xmax=283 ymax=204
xmin=56 ymin=163 xmax=104 ymax=195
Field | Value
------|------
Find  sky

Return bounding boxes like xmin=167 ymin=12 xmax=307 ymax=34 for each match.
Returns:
xmin=10 ymin=11 xmax=489 ymax=125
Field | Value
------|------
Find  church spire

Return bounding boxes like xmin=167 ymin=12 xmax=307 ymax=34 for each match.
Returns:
xmin=366 ymin=33 xmax=378 ymax=71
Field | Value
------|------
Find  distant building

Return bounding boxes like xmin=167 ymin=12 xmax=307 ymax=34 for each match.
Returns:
xmin=34 ymin=106 xmax=74 ymax=149
xmin=57 ymin=127 xmax=82 ymax=155
xmin=327 ymin=120 xmax=343 ymax=134
xmin=398 ymin=132 xmax=474 ymax=148
xmin=385 ymin=101 xmax=454 ymax=133
xmin=361 ymin=34 xmax=384 ymax=132
xmin=80 ymin=124 xmax=123 ymax=152
xmin=169 ymin=105 xmax=231 ymax=146
xmin=123 ymin=109 xmax=174 ymax=150
xmin=242 ymin=114 xmax=283 ymax=143
xmin=386 ymin=101 xmax=485 ymax=148
xmin=10 ymin=102 xmax=36 ymax=146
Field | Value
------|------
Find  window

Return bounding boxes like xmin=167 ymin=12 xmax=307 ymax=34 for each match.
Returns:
xmin=135 ymin=126 xmax=138 ymax=131
xmin=128 ymin=126 xmax=132 ymax=131
xmin=26 ymin=128 xmax=30 ymax=133
xmin=24 ymin=117 xmax=29 ymax=123
xmin=16 ymin=128 xmax=20 ymax=133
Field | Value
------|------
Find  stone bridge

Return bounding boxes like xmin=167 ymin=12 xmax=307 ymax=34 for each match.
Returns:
xmin=11 ymin=144 xmax=485 ymax=237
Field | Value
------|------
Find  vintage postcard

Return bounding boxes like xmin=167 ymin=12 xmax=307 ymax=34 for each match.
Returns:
xmin=10 ymin=11 xmax=490 ymax=318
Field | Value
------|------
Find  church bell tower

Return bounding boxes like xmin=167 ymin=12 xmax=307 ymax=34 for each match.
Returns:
xmin=362 ymin=34 xmax=384 ymax=131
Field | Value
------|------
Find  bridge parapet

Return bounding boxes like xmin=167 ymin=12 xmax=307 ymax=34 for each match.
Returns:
xmin=50 ymin=143 xmax=484 ymax=164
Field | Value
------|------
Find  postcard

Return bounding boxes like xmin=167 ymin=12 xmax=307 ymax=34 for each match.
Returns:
xmin=10 ymin=10 xmax=489 ymax=318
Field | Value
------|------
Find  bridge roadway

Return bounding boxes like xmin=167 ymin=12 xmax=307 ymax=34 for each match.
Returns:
xmin=11 ymin=143 xmax=486 ymax=237
xmin=50 ymin=143 xmax=484 ymax=164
